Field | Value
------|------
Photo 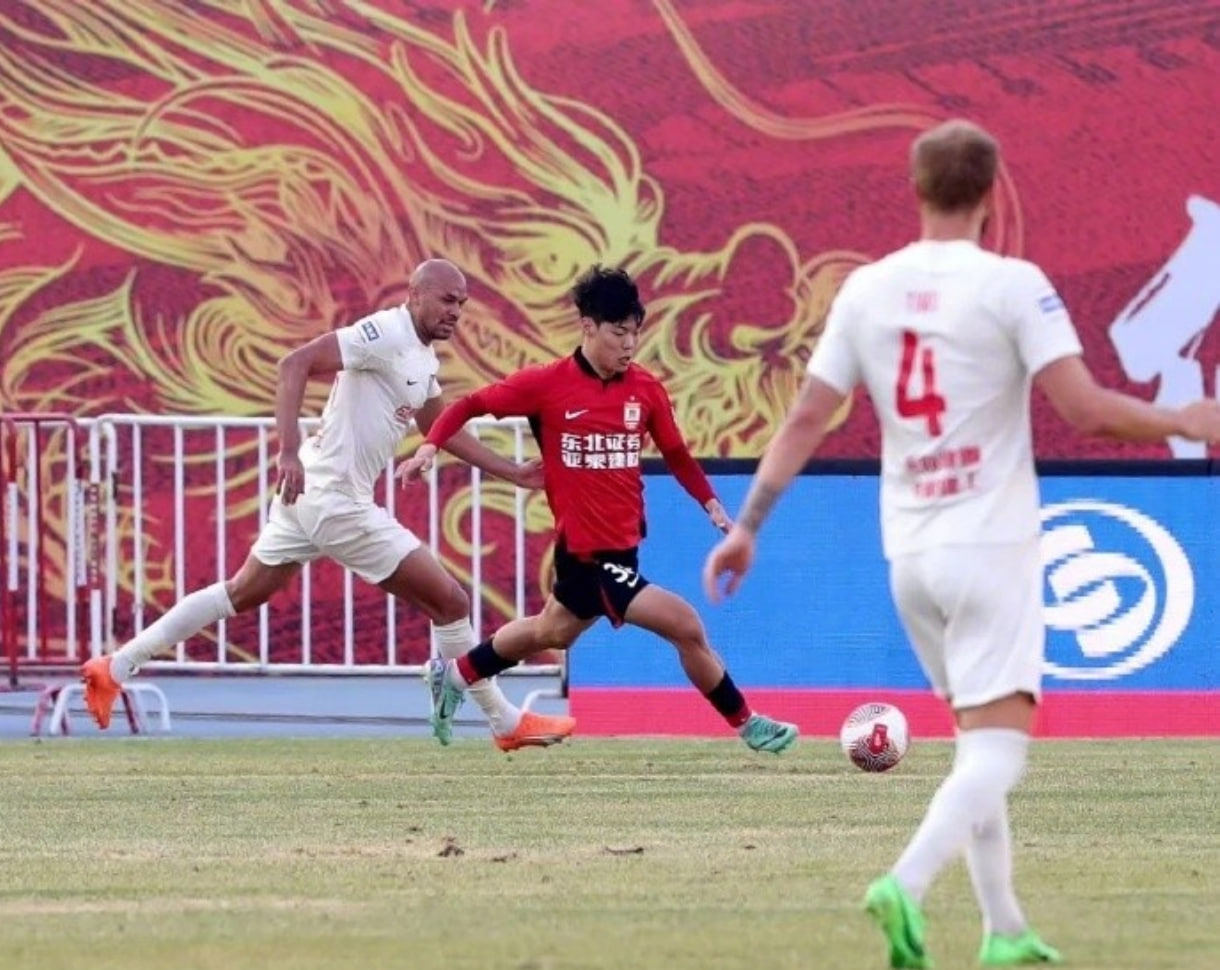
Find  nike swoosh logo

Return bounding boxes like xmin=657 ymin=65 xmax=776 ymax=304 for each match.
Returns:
xmin=565 ymin=409 xmax=589 ymax=419
xmin=406 ymin=379 xmax=418 ymax=385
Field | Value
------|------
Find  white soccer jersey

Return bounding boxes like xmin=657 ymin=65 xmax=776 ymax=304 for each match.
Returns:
xmin=301 ymin=305 xmax=441 ymax=502
xmin=808 ymin=240 xmax=1083 ymax=557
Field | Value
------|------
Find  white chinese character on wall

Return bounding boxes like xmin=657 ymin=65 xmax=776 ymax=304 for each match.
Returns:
xmin=1109 ymin=194 xmax=1220 ymax=458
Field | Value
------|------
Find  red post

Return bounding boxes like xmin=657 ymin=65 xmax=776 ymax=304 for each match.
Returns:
xmin=1 ymin=415 xmax=17 ymax=689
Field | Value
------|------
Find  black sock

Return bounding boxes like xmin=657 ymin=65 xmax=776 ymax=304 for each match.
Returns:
xmin=458 ymin=638 xmax=518 ymax=684
xmin=703 ymin=672 xmax=752 ymax=728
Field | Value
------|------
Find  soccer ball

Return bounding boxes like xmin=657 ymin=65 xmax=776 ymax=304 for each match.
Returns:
xmin=840 ymin=702 xmax=910 ymax=772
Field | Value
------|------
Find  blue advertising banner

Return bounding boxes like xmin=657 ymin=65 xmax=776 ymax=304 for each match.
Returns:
xmin=571 ymin=474 xmax=1220 ymax=694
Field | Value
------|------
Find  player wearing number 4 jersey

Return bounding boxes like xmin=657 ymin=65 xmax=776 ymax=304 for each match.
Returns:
xmin=401 ymin=265 xmax=797 ymax=754
xmin=704 ymin=120 xmax=1220 ymax=968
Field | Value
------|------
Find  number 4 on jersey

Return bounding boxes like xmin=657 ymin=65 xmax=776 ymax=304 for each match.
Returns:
xmin=896 ymin=330 xmax=946 ymax=436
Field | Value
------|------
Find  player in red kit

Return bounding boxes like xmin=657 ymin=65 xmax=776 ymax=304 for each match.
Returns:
xmin=400 ymin=266 xmax=798 ymax=753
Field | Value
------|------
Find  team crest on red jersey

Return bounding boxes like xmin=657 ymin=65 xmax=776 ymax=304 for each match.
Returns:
xmin=623 ymin=400 xmax=642 ymax=430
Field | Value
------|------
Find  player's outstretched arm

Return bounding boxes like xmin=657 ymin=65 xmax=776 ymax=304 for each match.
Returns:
xmin=703 ymin=375 xmax=845 ymax=603
xmin=408 ymin=395 xmax=540 ymax=488
xmin=737 ymin=375 xmax=846 ymax=534
xmin=397 ymin=394 xmax=487 ymax=484
xmin=648 ymin=387 xmax=729 ymax=531
xmin=1035 ymin=356 xmax=1220 ymax=444
xmin=398 ymin=374 xmax=542 ymax=485
xmin=274 ymin=332 xmax=343 ymax=504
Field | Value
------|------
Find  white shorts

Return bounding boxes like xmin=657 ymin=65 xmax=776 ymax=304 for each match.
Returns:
xmin=888 ymin=539 xmax=1045 ymax=710
xmin=251 ymin=490 xmax=421 ymax=584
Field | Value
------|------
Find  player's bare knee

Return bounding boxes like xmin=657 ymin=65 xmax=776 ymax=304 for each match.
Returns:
xmin=956 ymin=691 xmax=1037 ymax=733
xmin=224 ymin=582 xmax=260 ymax=614
xmin=421 ymin=582 xmax=469 ymax=626
xmin=534 ymin=616 xmax=581 ymax=652
xmin=224 ymin=575 xmax=264 ymax=613
xmin=225 ymin=558 xmax=292 ymax=613
xmin=666 ymin=610 xmax=708 ymax=657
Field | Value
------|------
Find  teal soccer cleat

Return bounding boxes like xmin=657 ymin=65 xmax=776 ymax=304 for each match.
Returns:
xmin=739 ymin=713 xmax=798 ymax=753
xmin=424 ymin=658 xmax=465 ymax=745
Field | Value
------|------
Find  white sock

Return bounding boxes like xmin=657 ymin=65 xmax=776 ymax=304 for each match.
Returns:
xmin=967 ymin=802 xmax=1027 ymax=936
xmin=110 ymin=582 xmax=236 ymax=683
xmin=433 ymin=619 xmax=521 ymax=735
xmin=892 ymin=728 xmax=1029 ymax=901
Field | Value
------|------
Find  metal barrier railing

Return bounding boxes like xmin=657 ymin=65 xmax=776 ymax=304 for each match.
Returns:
xmin=1 ymin=412 xmax=560 ymax=682
xmin=0 ymin=413 xmax=96 ymax=688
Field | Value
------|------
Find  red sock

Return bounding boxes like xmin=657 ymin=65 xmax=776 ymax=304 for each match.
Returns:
xmin=704 ymin=673 xmax=752 ymax=728
xmin=456 ymin=654 xmax=481 ymax=687
xmin=455 ymin=640 xmax=518 ymax=686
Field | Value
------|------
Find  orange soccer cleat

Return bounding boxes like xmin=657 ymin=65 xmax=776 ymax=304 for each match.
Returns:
xmin=80 ymin=656 xmax=122 ymax=730
xmin=493 ymin=711 xmax=576 ymax=752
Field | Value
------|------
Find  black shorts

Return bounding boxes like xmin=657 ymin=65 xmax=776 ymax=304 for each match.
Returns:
xmin=552 ymin=543 xmax=650 ymax=628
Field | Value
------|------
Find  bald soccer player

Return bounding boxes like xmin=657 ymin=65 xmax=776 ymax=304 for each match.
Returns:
xmin=82 ymin=259 xmax=576 ymax=751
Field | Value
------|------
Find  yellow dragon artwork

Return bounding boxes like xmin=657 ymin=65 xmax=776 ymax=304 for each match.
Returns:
xmin=0 ymin=0 xmax=1021 ymax=654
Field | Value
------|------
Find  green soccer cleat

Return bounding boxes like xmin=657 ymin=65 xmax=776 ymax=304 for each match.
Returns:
xmin=863 ymin=874 xmax=933 ymax=969
xmin=740 ymin=713 xmax=798 ymax=753
xmin=424 ymin=658 xmax=465 ymax=746
xmin=979 ymin=930 xmax=1062 ymax=966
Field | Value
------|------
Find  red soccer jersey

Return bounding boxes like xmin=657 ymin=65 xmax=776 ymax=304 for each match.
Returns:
xmin=425 ymin=349 xmax=717 ymax=555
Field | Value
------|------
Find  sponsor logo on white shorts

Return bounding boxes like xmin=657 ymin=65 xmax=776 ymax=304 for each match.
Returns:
xmin=1040 ymin=500 xmax=1194 ymax=680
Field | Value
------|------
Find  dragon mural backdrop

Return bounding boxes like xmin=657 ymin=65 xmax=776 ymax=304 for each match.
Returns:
xmin=1 ymin=0 xmax=1217 ymax=664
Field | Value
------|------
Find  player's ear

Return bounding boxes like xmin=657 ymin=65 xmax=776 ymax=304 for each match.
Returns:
xmin=579 ymin=315 xmax=598 ymax=337
xmin=977 ymin=190 xmax=995 ymax=243
xmin=980 ymin=187 xmax=995 ymax=217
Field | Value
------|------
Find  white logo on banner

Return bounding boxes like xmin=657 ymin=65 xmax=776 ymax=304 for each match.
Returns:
xmin=1040 ymin=500 xmax=1194 ymax=680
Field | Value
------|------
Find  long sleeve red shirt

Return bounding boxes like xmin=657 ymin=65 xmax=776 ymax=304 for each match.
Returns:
xmin=425 ymin=350 xmax=717 ymax=555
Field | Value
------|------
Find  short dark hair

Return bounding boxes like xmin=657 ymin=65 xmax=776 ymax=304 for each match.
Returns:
xmin=910 ymin=120 xmax=999 ymax=213
xmin=571 ymin=265 xmax=645 ymax=325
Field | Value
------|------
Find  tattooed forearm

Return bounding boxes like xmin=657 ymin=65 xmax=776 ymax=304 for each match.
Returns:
xmin=737 ymin=483 xmax=781 ymax=535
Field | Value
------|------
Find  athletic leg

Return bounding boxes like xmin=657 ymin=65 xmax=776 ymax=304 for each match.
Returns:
xmin=81 ymin=553 xmax=299 ymax=729
xmin=865 ymin=543 xmax=1058 ymax=968
xmin=430 ymin=595 xmax=590 ymax=747
xmin=624 ymin=584 xmax=797 ymax=753
xmin=378 ymin=545 xmax=526 ymax=738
